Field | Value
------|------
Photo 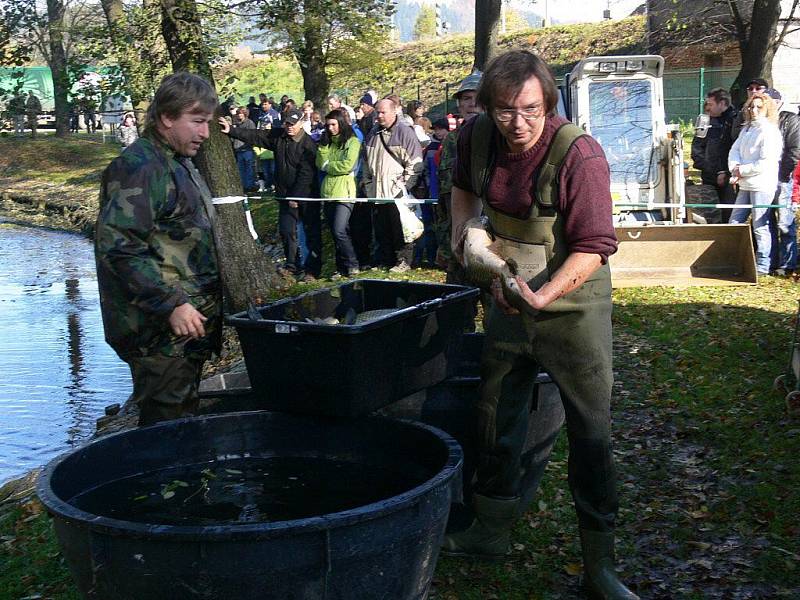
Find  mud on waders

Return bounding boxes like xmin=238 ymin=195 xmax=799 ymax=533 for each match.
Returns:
xmin=442 ymin=114 xmax=638 ymax=600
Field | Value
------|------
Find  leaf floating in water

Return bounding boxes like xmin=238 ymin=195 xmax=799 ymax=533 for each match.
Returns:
xmin=133 ymin=495 xmax=148 ymax=502
xmin=225 ymin=468 xmax=243 ymax=475
xmin=201 ymin=468 xmax=216 ymax=479
xmin=176 ymin=480 xmax=189 ymax=488
xmin=162 ymin=491 xmax=176 ymax=500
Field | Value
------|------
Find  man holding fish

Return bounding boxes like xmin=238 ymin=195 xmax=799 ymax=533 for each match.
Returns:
xmin=442 ymin=50 xmax=637 ymax=600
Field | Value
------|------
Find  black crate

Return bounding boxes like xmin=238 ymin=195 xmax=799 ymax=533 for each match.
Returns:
xmin=225 ymin=279 xmax=479 ymax=417
xmin=380 ymin=333 xmax=565 ymax=514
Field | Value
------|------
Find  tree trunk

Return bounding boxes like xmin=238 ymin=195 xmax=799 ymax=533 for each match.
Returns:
xmin=159 ymin=0 xmax=279 ymax=314
xmin=99 ymin=0 xmax=151 ymax=123
xmin=45 ymin=0 xmax=69 ymax=137
xmin=298 ymin=25 xmax=329 ymax=108
xmin=729 ymin=0 xmax=782 ymax=106
xmin=474 ymin=0 xmax=502 ymax=71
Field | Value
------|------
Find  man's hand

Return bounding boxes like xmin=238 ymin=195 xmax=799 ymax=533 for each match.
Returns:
xmin=490 ymin=277 xmax=519 ymax=315
xmin=217 ymin=117 xmax=231 ymax=134
xmin=288 ymin=201 xmax=298 ymax=209
xmin=730 ymin=165 xmax=741 ymax=186
xmin=169 ymin=303 xmax=207 ymax=339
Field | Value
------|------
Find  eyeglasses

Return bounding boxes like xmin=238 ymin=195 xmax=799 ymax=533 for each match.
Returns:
xmin=494 ymin=106 xmax=544 ymax=123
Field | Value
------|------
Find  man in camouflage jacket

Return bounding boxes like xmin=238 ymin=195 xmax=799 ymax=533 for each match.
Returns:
xmin=95 ymin=73 xmax=221 ymax=426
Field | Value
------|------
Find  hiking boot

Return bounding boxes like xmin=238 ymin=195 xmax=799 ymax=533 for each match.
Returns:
xmin=389 ymin=260 xmax=411 ymax=273
xmin=580 ymin=529 xmax=639 ymax=600
xmin=440 ymin=494 xmax=518 ymax=559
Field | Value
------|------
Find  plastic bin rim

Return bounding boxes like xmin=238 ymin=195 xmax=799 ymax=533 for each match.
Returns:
xmin=224 ymin=279 xmax=480 ymax=333
xmin=35 ymin=411 xmax=463 ymax=541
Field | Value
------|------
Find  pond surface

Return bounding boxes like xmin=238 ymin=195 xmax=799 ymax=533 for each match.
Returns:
xmin=0 ymin=221 xmax=131 ymax=485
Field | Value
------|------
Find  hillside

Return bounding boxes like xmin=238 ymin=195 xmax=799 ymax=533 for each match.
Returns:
xmin=227 ymin=16 xmax=646 ymax=114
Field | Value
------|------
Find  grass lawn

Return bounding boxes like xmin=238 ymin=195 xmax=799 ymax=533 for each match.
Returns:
xmin=0 ymin=133 xmax=120 ymax=189
xmin=1 ymin=139 xmax=799 ymax=599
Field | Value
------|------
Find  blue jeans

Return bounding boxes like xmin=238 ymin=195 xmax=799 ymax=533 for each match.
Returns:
xmin=261 ymin=159 xmax=275 ymax=190
xmin=729 ymin=189 xmax=773 ymax=274
xmin=236 ymin=149 xmax=256 ymax=191
xmin=324 ymin=202 xmax=358 ymax=274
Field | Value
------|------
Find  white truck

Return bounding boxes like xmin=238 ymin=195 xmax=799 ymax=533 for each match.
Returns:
xmin=564 ymin=55 xmax=757 ymax=287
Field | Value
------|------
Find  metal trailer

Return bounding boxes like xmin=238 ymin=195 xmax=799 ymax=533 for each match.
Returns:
xmin=774 ymin=300 xmax=800 ymax=416
xmin=564 ymin=55 xmax=757 ymax=288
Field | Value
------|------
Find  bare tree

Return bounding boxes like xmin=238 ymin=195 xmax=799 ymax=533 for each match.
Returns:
xmin=160 ymin=0 xmax=280 ymax=313
xmin=45 ymin=0 xmax=70 ymax=137
xmin=474 ymin=0 xmax=502 ymax=70
xmin=648 ymin=0 xmax=800 ymax=105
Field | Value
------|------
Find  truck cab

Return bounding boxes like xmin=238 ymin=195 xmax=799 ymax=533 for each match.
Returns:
xmin=562 ymin=55 xmax=756 ymax=287
xmin=565 ymin=55 xmax=685 ymax=224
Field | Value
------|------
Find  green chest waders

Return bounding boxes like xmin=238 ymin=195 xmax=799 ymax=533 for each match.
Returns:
xmin=470 ymin=115 xmax=617 ymax=533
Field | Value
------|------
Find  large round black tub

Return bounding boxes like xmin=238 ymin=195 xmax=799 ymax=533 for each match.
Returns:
xmin=36 ymin=411 xmax=462 ymax=600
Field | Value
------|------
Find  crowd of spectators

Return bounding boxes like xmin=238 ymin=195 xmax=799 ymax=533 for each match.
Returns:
xmin=691 ymin=78 xmax=799 ymax=277
xmin=219 ymin=87 xmax=468 ymax=279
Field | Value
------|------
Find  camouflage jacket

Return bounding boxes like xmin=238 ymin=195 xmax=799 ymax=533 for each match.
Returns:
xmin=94 ymin=133 xmax=221 ymax=360
xmin=437 ymin=128 xmax=459 ymax=197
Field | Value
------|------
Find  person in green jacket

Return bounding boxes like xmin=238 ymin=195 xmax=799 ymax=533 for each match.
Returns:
xmin=316 ymin=109 xmax=362 ymax=277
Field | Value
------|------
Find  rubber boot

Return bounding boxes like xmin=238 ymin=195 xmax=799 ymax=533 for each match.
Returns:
xmin=440 ymin=494 xmax=518 ymax=559
xmin=580 ymin=529 xmax=639 ymax=600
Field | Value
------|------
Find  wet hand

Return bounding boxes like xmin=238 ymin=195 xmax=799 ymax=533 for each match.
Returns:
xmin=217 ymin=117 xmax=231 ymax=134
xmin=288 ymin=201 xmax=298 ymax=209
xmin=491 ymin=277 xmax=519 ymax=315
xmin=169 ymin=303 xmax=207 ymax=339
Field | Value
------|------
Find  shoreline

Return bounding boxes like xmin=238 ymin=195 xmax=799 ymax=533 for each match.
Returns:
xmin=0 ymin=188 xmax=245 ymax=506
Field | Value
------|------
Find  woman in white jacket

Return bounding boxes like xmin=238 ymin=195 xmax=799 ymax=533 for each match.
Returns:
xmin=728 ymin=91 xmax=783 ymax=275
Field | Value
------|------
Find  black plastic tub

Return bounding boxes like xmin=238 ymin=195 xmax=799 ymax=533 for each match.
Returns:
xmin=226 ymin=279 xmax=479 ymax=417
xmin=37 ymin=411 xmax=463 ymax=600
xmin=380 ymin=333 xmax=565 ymax=513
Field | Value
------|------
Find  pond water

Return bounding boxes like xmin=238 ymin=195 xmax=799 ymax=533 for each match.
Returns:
xmin=0 ymin=220 xmax=131 ymax=485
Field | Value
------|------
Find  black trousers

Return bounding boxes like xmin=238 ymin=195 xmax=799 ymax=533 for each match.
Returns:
xmin=374 ymin=203 xmax=412 ymax=266
xmin=278 ymin=200 xmax=322 ymax=276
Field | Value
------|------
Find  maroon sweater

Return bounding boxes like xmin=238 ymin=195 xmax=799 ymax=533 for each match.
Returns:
xmin=452 ymin=115 xmax=618 ymax=262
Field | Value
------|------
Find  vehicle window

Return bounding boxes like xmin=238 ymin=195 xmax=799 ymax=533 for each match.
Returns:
xmin=588 ymin=80 xmax=655 ymax=185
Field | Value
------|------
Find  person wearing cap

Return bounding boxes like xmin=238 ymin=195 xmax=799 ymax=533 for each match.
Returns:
xmin=436 ymin=70 xmax=484 ymax=281
xmin=358 ymin=94 xmax=376 ymax=135
xmin=349 ymin=93 xmax=379 ymax=270
xmin=765 ymin=87 xmax=800 ymax=275
xmin=218 ymin=108 xmax=322 ymax=281
xmin=732 ymin=77 xmax=770 ymax=141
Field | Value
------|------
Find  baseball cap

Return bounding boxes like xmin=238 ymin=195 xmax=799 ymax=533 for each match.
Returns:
xmin=766 ymin=88 xmax=782 ymax=101
xmin=454 ymin=71 xmax=482 ymax=99
xmin=283 ymin=108 xmax=303 ymax=125
xmin=359 ymin=95 xmax=374 ymax=107
xmin=746 ymin=78 xmax=769 ymax=90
